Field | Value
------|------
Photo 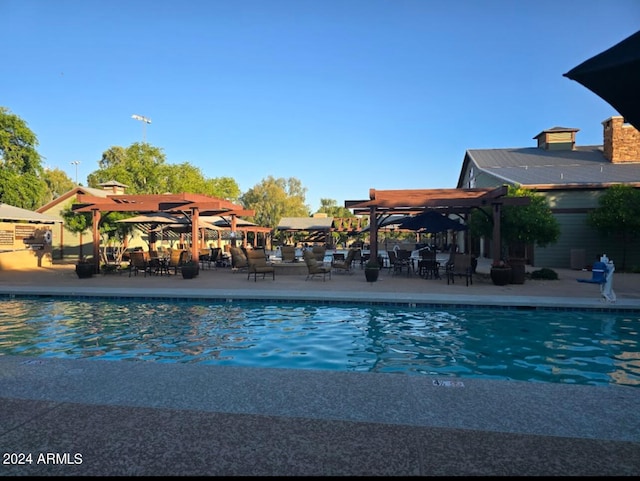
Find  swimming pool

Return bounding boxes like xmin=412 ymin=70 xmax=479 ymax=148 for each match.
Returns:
xmin=1 ymin=297 xmax=638 ymax=387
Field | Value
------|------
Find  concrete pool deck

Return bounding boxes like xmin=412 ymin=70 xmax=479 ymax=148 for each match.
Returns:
xmin=1 ymin=260 xmax=639 ymax=475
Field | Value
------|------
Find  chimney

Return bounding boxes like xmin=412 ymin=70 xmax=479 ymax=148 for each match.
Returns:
xmin=533 ymin=127 xmax=579 ymax=151
xmin=602 ymin=116 xmax=640 ymax=163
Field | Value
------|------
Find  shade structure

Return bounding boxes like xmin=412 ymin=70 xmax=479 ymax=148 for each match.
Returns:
xmin=152 ymin=220 xmax=222 ymax=234
xmin=358 ymin=214 xmax=409 ymax=233
xmin=0 ymin=203 xmax=63 ymax=223
xmin=397 ymin=211 xmax=467 ymax=233
xmin=117 ymin=212 xmax=222 ymax=234
xmin=563 ymin=30 xmax=640 ymax=130
xmin=116 ymin=212 xmax=186 ymax=225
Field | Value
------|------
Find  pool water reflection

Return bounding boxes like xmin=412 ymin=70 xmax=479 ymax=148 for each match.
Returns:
xmin=0 ymin=297 xmax=638 ymax=387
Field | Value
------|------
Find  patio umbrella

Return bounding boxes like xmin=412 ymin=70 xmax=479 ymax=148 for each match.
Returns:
xmin=563 ymin=30 xmax=640 ymax=130
xmin=397 ymin=211 xmax=467 ymax=233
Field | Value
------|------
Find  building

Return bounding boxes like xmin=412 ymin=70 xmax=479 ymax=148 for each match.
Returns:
xmin=36 ymin=181 xmax=127 ymax=261
xmin=458 ymin=116 xmax=640 ymax=269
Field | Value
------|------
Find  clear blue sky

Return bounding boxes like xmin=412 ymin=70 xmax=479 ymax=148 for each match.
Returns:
xmin=2 ymin=0 xmax=639 ymax=211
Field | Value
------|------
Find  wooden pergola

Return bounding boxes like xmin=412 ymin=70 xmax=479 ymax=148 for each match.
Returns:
xmin=72 ymin=192 xmax=257 ymax=272
xmin=345 ymin=186 xmax=529 ymax=265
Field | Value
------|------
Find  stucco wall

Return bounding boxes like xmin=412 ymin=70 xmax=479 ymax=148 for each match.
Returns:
xmin=0 ymin=222 xmax=53 ymax=270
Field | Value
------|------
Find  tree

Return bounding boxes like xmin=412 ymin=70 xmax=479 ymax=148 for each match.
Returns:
xmin=87 ymin=143 xmax=241 ymax=199
xmin=0 ymin=106 xmax=48 ymax=209
xmin=42 ymin=168 xmax=75 ymax=204
xmin=240 ymin=176 xmax=310 ymax=229
xmin=317 ymin=198 xmax=357 ymax=247
xmin=97 ymin=212 xmax=135 ymax=268
xmin=60 ymin=202 xmax=92 ymax=260
xmin=469 ymin=185 xmax=560 ymax=260
xmin=587 ymin=184 xmax=640 ymax=271
xmin=87 ymin=143 xmax=170 ymax=194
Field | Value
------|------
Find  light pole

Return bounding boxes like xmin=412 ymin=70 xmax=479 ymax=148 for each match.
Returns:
xmin=131 ymin=114 xmax=152 ymax=142
xmin=70 ymin=161 xmax=80 ymax=184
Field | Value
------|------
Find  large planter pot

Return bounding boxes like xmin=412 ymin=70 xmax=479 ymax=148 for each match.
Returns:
xmin=508 ymin=258 xmax=526 ymax=284
xmin=181 ymin=264 xmax=199 ymax=279
xmin=490 ymin=267 xmax=512 ymax=286
xmin=365 ymin=267 xmax=379 ymax=282
xmin=75 ymin=263 xmax=94 ymax=279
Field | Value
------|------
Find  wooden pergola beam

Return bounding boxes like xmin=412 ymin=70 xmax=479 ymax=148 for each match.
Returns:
xmin=72 ymin=193 xmax=254 ymax=272
xmin=345 ymin=186 xmax=527 ymax=266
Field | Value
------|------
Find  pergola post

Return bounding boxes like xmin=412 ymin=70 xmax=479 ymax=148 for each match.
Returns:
xmin=191 ymin=208 xmax=199 ymax=262
xmin=491 ymin=202 xmax=502 ymax=265
xmin=92 ymin=209 xmax=101 ymax=273
xmin=369 ymin=206 xmax=378 ymax=263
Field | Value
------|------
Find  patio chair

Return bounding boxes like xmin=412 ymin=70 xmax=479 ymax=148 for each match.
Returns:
xmin=418 ymin=250 xmax=440 ymax=279
xmin=245 ymin=248 xmax=275 ymax=281
xmin=387 ymin=250 xmax=406 ymax=275
xmin=446 ymin=253 xmax=473 ymax=286
xmin=198 ymin=248 xmax=212 ymax=269
xmin=303 ymin=250 xmax=331 ymax=281
xmin=209 ymin=247 xmax=221 ymax=268
xmin=281 ymin=245 xmax=296 ymax=263
xmin=129 ymin=251 xmax=151 ymax=277
xmin=229 ymin=246 xmax=248 ymax=272
xmin=312 ymin=245 xmax=326 ymax=263
xmin=332 ymin=248 xmax=356 ymax=274
xmin=350 ymin=248 xmax=363 ymax=268
xmin=167 ymin=249 xmax=188 ymax=275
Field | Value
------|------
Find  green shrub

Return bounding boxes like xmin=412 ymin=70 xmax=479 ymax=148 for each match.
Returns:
xmin=530 ymin=268 xmax=558 ymax=280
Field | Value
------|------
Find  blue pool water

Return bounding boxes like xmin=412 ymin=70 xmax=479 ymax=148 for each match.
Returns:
xmin=1 ymin=297 xmax=639 ymax=387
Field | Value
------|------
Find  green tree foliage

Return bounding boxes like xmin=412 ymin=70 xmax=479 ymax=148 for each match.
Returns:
xmin=86 ymin=143 xmax=240 ymax=200
xmin=587 ymin=184 xmax=640 ymax=270
xmin=97 ymin=211 xmax=135 ymax=266
xmin=87 ymin=143 xmax=170 ymax=194
xmin=60 ymin=202 xmax=92 ymax=260
xmin=240 ymin=176 xmax=310 ymax=228
xmin=0 ymin=107 xmax=48 ymax=209
xmin=469 ymin=185 xmax=560 ymax=259
xmin=317 ymin=198 xmax=354 ymax=218
xmin=42 ymin=168 xmax=75 ymax=203
xmin=317 ymin=198 xmax=358 ymax=247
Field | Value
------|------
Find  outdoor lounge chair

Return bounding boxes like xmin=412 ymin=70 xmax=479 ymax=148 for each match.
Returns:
xmin=311 ymin=245 xmax=326 ymax=262
xmin=303 ymin=250 xmax=331 ymax=281
xmin=281 ymin=245 xmax=296 ymax=263
xmin=229 ymin=246 xmax=248 ymax=271
xmin=246 ymin=248 xmax=275 ymax=281
xmin=332 ymin=248 xmax=356 ymax=274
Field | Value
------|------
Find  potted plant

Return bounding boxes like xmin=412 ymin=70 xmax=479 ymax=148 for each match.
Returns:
xmin=489 ymin=260 xmax=512 ymax=286
xmin=364 ymin=259 xmax=380 ymax=282
xmin=180 ymin=259 xmax=199 ymax=279
xmin=75 ymin=256 xmax=95 ymax=279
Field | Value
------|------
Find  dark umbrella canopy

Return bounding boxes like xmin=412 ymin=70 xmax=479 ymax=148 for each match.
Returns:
xmin=563 ymin=30 xmax=640 ymax=131
xmin=398 ymin=211 xmax=467 ymax=233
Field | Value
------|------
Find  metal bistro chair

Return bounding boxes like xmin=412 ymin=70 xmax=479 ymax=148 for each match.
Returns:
xmin=128 ymin=251 xmax=151 ymax=277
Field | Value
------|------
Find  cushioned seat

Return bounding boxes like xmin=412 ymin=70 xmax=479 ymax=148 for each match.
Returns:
xmin=229 ymin=246 xmax=248 ymax=271
xmin=245 ymin=248 xmax=275 ymax=281
xmin=303 ymin=250 xmax=331 ymax=281
xmin=281 ymin=245 xmax=296 ymax=263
